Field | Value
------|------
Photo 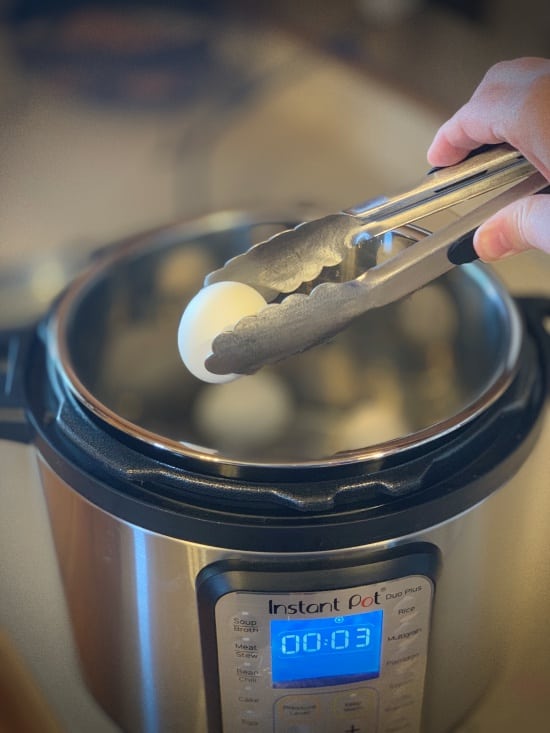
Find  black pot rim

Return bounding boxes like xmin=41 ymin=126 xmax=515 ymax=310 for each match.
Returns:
xmin=48 ymin=211 xmax=524 ymax=479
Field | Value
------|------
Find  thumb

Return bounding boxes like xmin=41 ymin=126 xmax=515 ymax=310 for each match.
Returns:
xmin=473 ymin=193 xmax=550 ymax=261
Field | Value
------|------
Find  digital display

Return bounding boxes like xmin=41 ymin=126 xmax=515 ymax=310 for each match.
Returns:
xmin=270 ymin=610 xmax=383 ymax=688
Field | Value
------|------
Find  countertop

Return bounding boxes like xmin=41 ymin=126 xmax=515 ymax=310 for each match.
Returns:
xmin=1 ymin=9 xmax=549 ymax=733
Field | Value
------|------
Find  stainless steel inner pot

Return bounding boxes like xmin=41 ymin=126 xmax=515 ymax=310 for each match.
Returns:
xmin=51 ymin=211 xmax=521 ymax=470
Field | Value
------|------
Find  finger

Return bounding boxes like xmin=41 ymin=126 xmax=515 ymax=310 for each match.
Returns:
xmin=473 ymin=194 xmax=550 ymax=261
xmin=427 ymin=58 xmax=550 ymax=173
xmin=427 ymin=86 xmax=512 ymax=167
xmin=427 ymin=116 xmax=498 ymax=167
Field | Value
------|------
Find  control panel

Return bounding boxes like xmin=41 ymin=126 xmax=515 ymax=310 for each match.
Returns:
xmin=197 ymin=551 xmax=437 ymax=733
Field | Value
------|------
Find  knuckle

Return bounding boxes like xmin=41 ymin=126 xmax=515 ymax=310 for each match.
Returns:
xmin=523 ymin=72 xmax=550 ymax=106
xmin=512 ymin=197 xmax=542 ymax=251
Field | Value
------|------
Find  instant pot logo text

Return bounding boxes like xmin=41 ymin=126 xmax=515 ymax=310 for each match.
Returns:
xmin=268 ymin=592 xmax=381 ymax=615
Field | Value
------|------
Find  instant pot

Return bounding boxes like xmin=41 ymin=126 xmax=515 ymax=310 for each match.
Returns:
xmin=1 ymin=212 xmax=549 ymax=733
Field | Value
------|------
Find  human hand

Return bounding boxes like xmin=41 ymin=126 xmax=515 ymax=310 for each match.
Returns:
xmin=427 ymin=57 xmax=550 ymax=261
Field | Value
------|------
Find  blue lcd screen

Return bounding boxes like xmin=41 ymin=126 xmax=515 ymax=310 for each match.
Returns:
xmin=270 ymin=610 xmax=383 ymax=688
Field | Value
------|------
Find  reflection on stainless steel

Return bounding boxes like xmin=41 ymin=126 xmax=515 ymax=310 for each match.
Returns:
xmin=0 ymin=253 xmax=87 ymax=327
xmin=193 ymin=372 xmax=294 ymax=452
xmin=52 ymin=213 xmax=521 ymax=469
xmin=39 ymin=450 xmax=529 ymax=733
xmin=1 ymin=11 xmax=548 ymax=733
xmin=40 ymin=457 xmax=205 ymax=733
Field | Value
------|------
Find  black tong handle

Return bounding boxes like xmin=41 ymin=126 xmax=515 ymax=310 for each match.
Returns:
xmin=447 ymin=183 xmax=550 ymax=265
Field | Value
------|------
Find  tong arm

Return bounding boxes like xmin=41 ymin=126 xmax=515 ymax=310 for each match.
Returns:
xmin=206 ymin=145 xmax=537 ymax=301
xmin=205 ymin=213 xmax=362 ymax=299
xmin=205 ymin=170 xmax=548 ymax=376
xmin=355 ymin=171 xmax=548 ymax=308
xmin=349 ymin=144 xmax=536 ymax=236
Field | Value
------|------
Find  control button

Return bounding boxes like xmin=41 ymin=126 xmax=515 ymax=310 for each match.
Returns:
xmin=238 ymin=707 xmax=261 ymax=721
xmin=386 ymin=625 xmax=422 ymax=645
xmin=332 ymin=688 xmax=378 ymax=717
xmin=231 ymin=613 xmax=261 ymax=634
xmin=384 ymin=718 xmax=412 ymax=732
xmin=237 ymin=696 xmax=262 ymax=720
xmin=275 ymin=694 xmax=321 ymax=721
xmin=384 ymin=697 xmax=416 ymax=715
xmin=388 ymin=677 xmax=415 ymax=697
xmin=237 ymin=694 xmax=260 ymax=706
xmin=388 ymin=674 xmax=417 ymax=695
xmin=392 ymin=600 xmax=419 ymax=621
xmin=236 ymin=663 xmax=262 ymax=684
xmin=233 ymin=637 xmax=261 ymax=661
xmin=238 ymin=719 xmax=260 ymax=729
xmin=385 ymin=653 xmax=420 ymax=675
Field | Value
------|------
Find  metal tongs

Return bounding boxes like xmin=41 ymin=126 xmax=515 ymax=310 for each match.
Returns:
xmin=205 ymin=144 xmax=548 ymax=376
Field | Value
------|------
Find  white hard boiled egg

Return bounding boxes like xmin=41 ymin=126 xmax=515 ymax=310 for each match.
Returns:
xmin=177 ymin=281 xmax=267 ymax=383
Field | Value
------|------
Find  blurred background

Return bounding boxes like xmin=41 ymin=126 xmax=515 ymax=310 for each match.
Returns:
xmin=1 ymin=0 xmax=549 ymax=318
xmin=1 ymin=2 xmax=550 ymax=732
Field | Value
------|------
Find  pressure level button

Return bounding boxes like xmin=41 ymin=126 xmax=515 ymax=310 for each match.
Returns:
xmin=275 ymin=694 xmax=321 ymax=721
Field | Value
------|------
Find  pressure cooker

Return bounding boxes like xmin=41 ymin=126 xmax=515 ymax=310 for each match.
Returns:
xmin=0 ymin=211 xmax=548 ymax=733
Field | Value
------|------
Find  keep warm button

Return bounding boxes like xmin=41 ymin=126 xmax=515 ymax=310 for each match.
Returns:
xmin=275 ymin=695 xmax=321 ymax=721
xmin=333 ymin=688 xmax=378 ymax=717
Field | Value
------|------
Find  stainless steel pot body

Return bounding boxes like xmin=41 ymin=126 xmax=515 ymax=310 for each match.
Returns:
xmin=36 ymin=453 xmax=532 ymax=733
xmin=0 ymin=212 xmax=547 ymax=733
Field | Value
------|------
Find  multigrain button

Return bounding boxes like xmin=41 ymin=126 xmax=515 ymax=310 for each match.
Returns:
xmin=386 ymin=625 xmax=422 ymax=644
xmin=386 ymin=626 xmax=422 ymax=655
xmin=396 ymin=632 xmax=422 ymax=653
